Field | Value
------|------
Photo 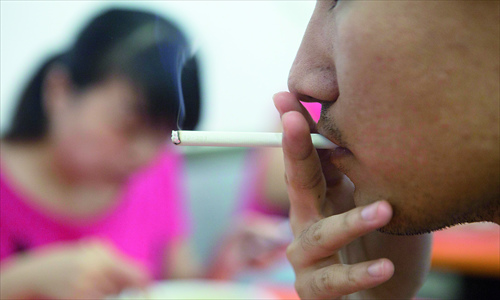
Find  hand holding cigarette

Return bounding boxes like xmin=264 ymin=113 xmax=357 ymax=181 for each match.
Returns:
xmin=171 ymin=130 xmax=338 ymax=149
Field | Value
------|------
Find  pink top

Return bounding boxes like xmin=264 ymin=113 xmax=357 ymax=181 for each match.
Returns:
xmin=0 ymin=149 xmax=190 ymax=279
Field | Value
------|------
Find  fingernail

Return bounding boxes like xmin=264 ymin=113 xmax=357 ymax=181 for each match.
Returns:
xmin=361 ymin=201 xmax=379 ymax=221
xmin=367 ymin=261 xmax=384 ymax=277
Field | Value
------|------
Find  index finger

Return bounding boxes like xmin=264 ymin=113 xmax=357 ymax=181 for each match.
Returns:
xmin=282 ymin=110 xmax=325 ymax=237
xmin=273 ymin=91 xmax=317 ymax=131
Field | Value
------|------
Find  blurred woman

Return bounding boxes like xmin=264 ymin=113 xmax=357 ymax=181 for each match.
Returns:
xmin=0 ymin=8 xmax=202 ymax=299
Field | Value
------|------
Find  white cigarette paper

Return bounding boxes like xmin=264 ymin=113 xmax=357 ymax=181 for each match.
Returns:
xmin=171 ymin=130 xmax=338 ymax=149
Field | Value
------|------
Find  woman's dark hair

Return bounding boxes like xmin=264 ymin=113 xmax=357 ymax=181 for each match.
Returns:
xmin=4 ymin=8 xmax=201 ymax=141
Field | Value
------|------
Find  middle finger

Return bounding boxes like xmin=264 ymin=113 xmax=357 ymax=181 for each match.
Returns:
xmin=287 ymin=201 xmax=393 ymax=267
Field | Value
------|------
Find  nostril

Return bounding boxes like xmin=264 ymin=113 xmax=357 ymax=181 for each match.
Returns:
xmin=297 ymin=92 xmax=339 ymax=104
xmin=298 ymin=94 xmax=318 ymax=103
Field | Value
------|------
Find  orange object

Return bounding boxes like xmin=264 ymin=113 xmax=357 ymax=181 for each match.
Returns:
xmin=265 ymin=285 xmax=300 ymax=300
xmin=431 ymin=223 xmax=500 ymax=277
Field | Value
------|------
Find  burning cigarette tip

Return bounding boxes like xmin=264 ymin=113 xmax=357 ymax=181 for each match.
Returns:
xmin=171 ymin=130 xmax=180 ymax=145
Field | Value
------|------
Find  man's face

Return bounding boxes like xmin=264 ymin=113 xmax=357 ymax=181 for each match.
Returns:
xmin=288 ymin=0 xmax=499 ymax=234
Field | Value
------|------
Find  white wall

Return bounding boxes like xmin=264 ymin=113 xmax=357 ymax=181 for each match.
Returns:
xmin=0 ymin=1 xmax=315 ymax=133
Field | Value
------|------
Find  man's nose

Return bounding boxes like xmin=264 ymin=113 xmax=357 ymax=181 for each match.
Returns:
xmin=288 ymin=15 xmax=339 ymax=103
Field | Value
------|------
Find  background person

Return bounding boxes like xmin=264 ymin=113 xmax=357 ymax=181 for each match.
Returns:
xmin=0 ymin=8 xmax=202 ymax=299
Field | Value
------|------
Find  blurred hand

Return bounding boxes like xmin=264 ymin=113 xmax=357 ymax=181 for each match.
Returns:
xmin=274 ymin=91 xmax=431 ymax=299
xmin=18 ymin=239 xmax=149 ymax=299
xmin=210 ymin=212 xmax=292 ymax=280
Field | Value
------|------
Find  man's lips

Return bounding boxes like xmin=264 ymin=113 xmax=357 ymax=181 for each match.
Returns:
xmin=317 ymin=126 xmax=353 ymax=160
xmin=317 ymin=125 xmax=345 ymax=148
xmin=330 ymin=146 xmax=353 ymax=160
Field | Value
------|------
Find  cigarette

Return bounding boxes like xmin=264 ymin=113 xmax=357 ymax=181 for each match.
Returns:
xmin=171 ymin=130 xmax=338 ymax=149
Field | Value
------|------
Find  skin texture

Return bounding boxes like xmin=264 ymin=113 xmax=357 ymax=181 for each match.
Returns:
xmin=288 ymin=0 xmax=500 ymax=234
xmin=276 ymin=93 xmax=431 ymax=299
xmin=280 ymin=0 xmax=499 ymax=298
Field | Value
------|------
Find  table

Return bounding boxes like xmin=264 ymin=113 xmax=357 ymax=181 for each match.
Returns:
xmin=113 ymin=279 xmax=299 ymax=299
xmin=431 ymin=222 xmax=500 ymax=277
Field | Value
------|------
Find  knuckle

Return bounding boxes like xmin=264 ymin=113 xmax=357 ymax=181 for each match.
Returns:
xmin=293 ymin=265 xmax=364 ymax=299
xmin=294 ymin=167 xmax=324 ymax=191
xmin=285 ymin=243 xmax=296 ymax=263
xmin=320 ymin=270 xmax=336 ymax=293
xmin=294 ymin=279 xmax=307 ymax=298
xmin=337 ymin=266 xmax=363 ymax=295
xmin=299 ymin=220 xmax=327 ymax=252
xmin=316 ymin=266 xmax=358 ymax=298
xmin=295 ymin=276 xmax=317 ymax=299
xmin=340 ymin=265 xmax=361 ymax=295
xmin=310 ymin=220 xmax=324 ymax=244
xmin=347 ymin=266 xmax=356 ymax=285
xmin=298 ymin=227 xmax=314 ymax=252
xmin=342 ymin=209 xmax=357 ymax=231
xmin=308 ymin=274 xmax=323 ymax=297
xmin=295 ymin=270 xmax=342 ymax=299
xmin=286 ymin=241 xmax=303 ymax=267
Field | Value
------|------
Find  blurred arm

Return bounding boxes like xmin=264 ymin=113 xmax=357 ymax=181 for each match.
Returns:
xmin=1 ymin=255 xmax=37 ymax=299
xmin=162 ymin=237 xmax=203 ymax=279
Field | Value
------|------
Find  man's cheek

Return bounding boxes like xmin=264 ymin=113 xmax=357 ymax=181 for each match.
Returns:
xmin=355 ymin=137 xmax=419 ymax=187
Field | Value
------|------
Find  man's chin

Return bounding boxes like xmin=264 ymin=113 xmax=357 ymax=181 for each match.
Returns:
xmin=377 ymin=224 xmax=433 ymax=236
xmin=377 ymin=213 xmax=451 ymax=236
